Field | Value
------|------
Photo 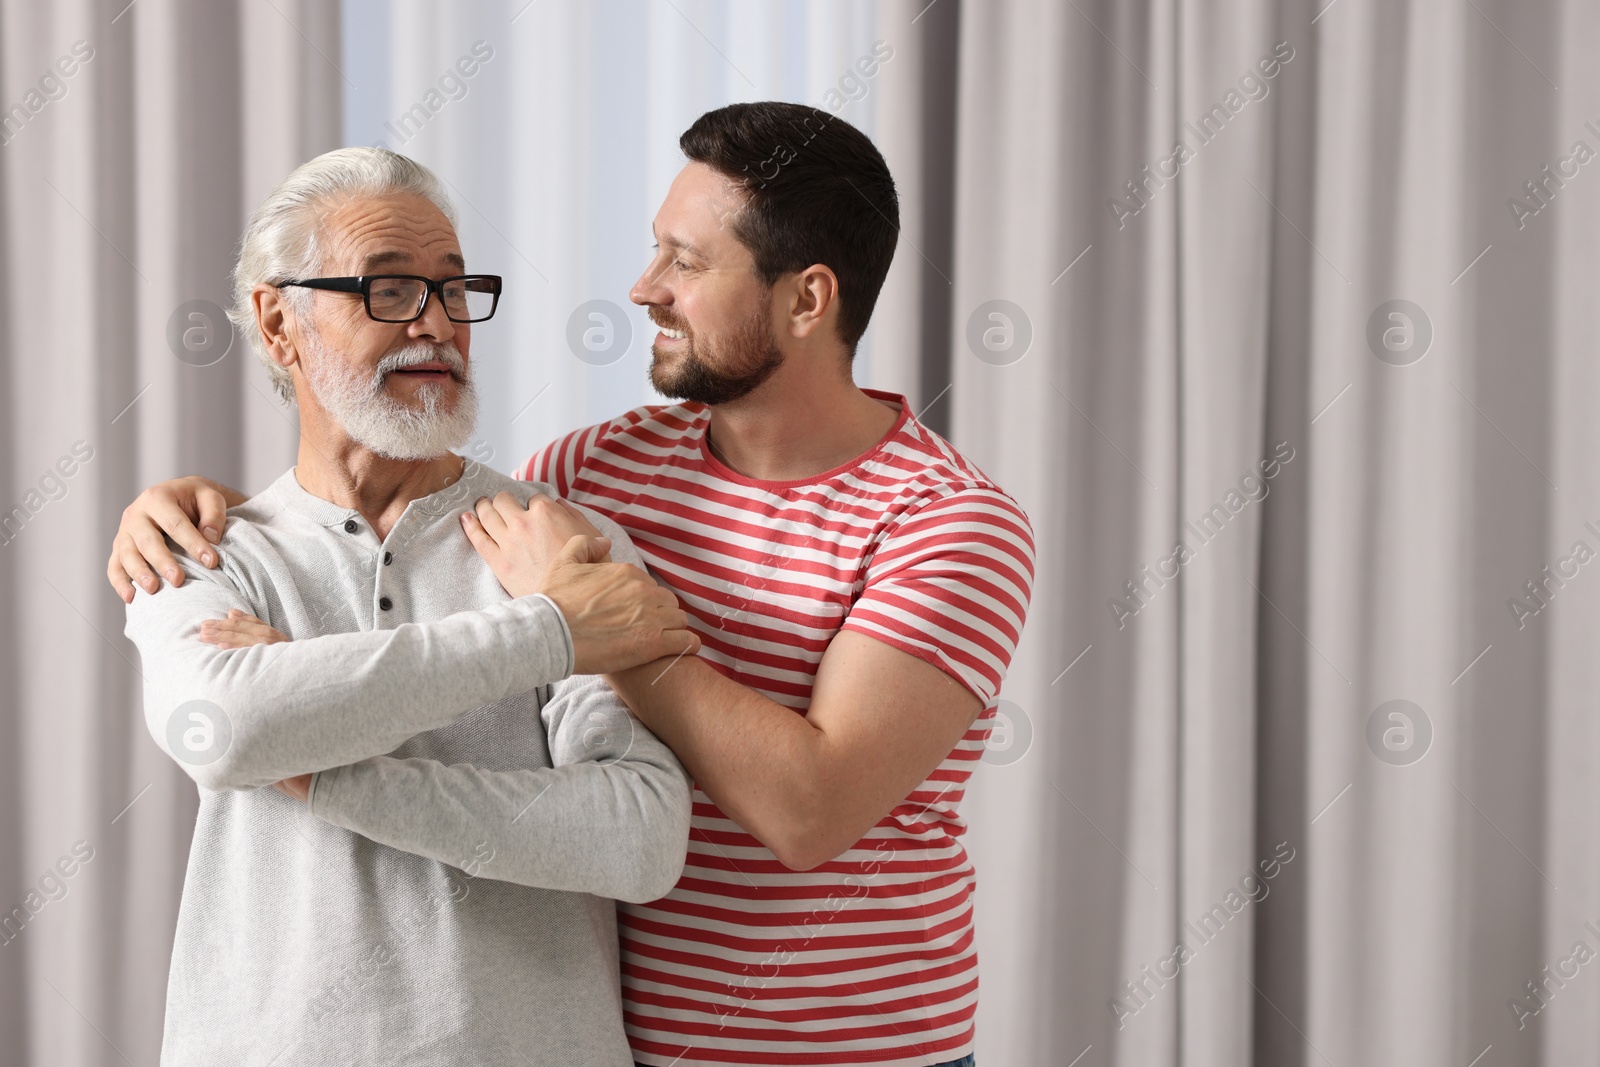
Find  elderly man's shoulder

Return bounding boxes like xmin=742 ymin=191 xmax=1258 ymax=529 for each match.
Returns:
xmin=146 ymin=474 xmax=319 ymax=598
xmin=210 ymin=472 xmax=318 ymax=547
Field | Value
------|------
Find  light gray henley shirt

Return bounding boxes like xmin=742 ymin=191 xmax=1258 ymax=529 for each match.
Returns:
xmin=123 ymin=460 xmax=690 ymax=1067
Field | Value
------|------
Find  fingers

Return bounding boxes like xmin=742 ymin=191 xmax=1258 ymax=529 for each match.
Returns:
xmin=633 ymin=581 xmax=689 ymax=625
xmin=656 ymin=628 xmax=703 ymax=658
xmin=195 ymin=486 xmax=230 ymax=547
xmin=273 ymin=773 xmax=312 ymax=802
xmin=460 ymin=508 xmax=499 ymax=562
xmin=126 ymin=517 xmax=186 ymax=590
xmin=148 ymin=494 xmax=217 ymax=572
xmin=636 ymin=584 xmax=696 ymax=659
xmin=122 ymin=490 xmax=207 ymax=589
xmin=115 ymin=531 xmax=165 ymax=598
xmin=556 ymin=533 xmax=612 ymax=566
xmin=107 ymin=538 xmax=139 ymax=603
xmin=491 ymin=491 xmax=529 ymax=525
xmin=198 ymin=609 xmax=288 ymax=648
xmin=200 ymin=629 xmax=261 ymax=649
xmin=472 ymin=496 xmax=510 ymax=542
xmin=523 ymin=491 xmax=603 ymax=539
xmin=109 ymin=480 xmax=222 ymax=600
xmin=549 ymin=496 xmax=604 ymax=539
xmin=632 ymin=583 xmax=686 ymax=626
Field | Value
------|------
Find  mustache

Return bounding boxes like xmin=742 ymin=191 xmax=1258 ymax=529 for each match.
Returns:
xmin=375 ymin=342 xmax=467 ymax=381
xmin=647 ymin=307 xmax=689 ymax=335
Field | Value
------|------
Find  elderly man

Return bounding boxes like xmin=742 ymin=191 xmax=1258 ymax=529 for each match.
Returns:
xmin=122 ymin=146 xmax=695 ymax=1067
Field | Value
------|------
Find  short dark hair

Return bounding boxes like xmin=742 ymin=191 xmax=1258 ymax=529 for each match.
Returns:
xmin=679 ymin=101 xmax=899 ymax=354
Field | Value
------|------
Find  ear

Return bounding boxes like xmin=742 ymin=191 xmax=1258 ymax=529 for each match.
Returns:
xmin=253 ymin=284 xmax=303 ymax=376
xmin=786 ymin=264 xmax=839 ymax=341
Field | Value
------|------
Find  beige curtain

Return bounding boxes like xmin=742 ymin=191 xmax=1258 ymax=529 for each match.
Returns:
xmin=916 ymin=0 xmax=1600 ymax=1064
xmin=0 ymin=2 xmax=336 ymax=1062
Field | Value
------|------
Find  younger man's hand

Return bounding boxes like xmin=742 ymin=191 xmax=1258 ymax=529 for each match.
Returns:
xmin=460 ymin=491 xmax=608 ymax=598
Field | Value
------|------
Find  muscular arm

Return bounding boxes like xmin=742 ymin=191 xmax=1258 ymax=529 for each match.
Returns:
xmin=125 ymin=553 xmax=573 ymax=792
xmin=606 ymin=632 xmax=982 ymax=871
xmin=306 ymin=672 xmax=691 ymax=902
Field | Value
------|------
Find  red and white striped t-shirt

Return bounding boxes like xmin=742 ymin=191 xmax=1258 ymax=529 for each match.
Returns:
xmin=520 ymin=389 xmax=1035 ymax=1066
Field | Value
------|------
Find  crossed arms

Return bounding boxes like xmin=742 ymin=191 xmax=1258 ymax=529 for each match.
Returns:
xmin=124 ymin=543 xmax=690 ymax=902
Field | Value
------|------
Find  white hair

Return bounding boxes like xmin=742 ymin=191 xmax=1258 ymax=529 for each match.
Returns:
xmin=228 ymin=146 xmax=459 ymax=402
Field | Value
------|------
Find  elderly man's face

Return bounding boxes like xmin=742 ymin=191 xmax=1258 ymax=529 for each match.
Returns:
xmin=629 ymin=163 xmax=783 ymax=406
xmin=291 ymin=192 xmax=478 ymax=460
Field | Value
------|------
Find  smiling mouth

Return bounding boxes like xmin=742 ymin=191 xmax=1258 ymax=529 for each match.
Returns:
xmin=656 ymin=326 xmax=689 ymax=342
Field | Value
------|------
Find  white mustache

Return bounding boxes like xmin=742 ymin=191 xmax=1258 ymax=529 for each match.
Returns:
xmin=376 ymin=343 xmax=466 ymax=379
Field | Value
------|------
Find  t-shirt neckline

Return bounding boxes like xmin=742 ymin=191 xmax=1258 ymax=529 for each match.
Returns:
xmin=695 ymin=389 xmax=911 ymax=490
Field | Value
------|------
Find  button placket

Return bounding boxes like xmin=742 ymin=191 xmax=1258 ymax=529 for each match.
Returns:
xmin=374 ymin=522 xmax=407 ymax=621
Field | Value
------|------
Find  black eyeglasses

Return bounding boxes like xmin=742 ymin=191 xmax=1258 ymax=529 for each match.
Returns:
xmin=276 ymin=274 xmax=503 ymax=323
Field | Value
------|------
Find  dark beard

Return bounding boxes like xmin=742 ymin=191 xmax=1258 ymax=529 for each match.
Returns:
xmin=649 ymin=306 xmax=784 ymax=406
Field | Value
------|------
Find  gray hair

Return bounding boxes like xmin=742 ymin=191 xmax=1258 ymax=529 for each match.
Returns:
xmin=228 ymin=147 xmax=458 ymax=402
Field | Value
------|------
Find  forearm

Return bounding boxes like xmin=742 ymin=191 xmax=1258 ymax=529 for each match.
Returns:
xmin=129 ymin=593 xmax=573 ymax=790
xmin=607 ymin=658 xmax=848 ymax=868
xmin=309 ymin=752 xmax=689 ymax=902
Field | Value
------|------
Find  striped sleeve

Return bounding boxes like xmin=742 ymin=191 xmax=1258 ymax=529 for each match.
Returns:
xmin=841 ymin=486 xmax=1036 ymax=705
xmin=518 ymin=420 xmax=608 ymax=493
xmin=518 ymin=408 xmax=662 ymax=493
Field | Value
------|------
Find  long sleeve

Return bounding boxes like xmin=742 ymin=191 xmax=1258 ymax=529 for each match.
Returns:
xmin=306 ymin=671 xmax=691 ymax=902
xmin=123 ymin=554 xmax=574 ymax=792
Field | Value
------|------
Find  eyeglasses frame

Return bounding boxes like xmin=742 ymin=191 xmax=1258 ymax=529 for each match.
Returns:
xmin=274 ymin=274 xmax=503 ymax=323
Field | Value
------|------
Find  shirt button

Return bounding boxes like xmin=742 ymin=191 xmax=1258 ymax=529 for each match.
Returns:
xmin=378 ymin=596 xmax=393 ymax=611
xmin=343 ymin=519 xmax=358 ymax=533
xmin=383 ymin=551 xmax=393 ymax=566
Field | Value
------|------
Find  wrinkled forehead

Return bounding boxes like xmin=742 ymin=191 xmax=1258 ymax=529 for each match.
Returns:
xmin=318 ymin=192 xmax=464 ymax=275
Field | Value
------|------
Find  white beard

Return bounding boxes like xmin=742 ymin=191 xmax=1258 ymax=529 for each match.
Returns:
xmin=304 ymin=332 xmax=479 ymax=461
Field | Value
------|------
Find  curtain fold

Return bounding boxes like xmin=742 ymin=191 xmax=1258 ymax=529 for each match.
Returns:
xmin=866 ymin=0 xmax=961 ymax=435
xmin=0 ymin=3 xmax=338 ymax=1063
xmin=942 ymin=1 xmax=1599 ymax=1065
